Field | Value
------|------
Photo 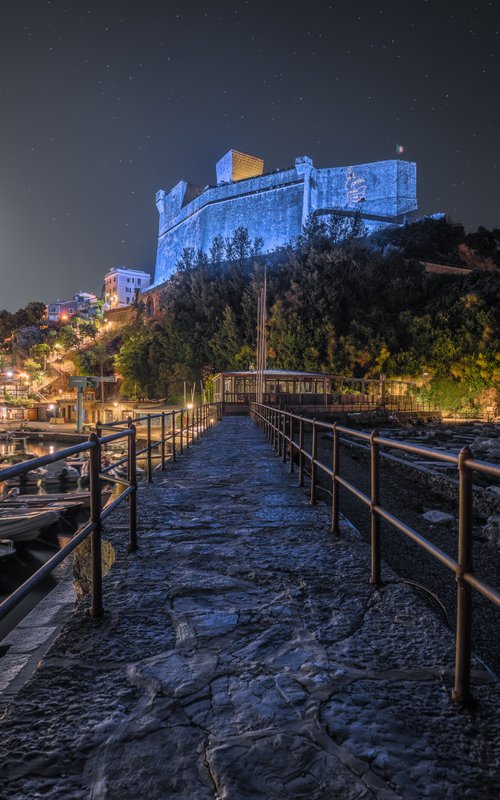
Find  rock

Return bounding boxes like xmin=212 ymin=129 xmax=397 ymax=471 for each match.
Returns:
xmin=72 ymin=535 xmax=115 ymax=600
xmin=482 ymin=516 xmax=500 ymax=546
xmin=422 ymin=510 xmax=455 ymax=525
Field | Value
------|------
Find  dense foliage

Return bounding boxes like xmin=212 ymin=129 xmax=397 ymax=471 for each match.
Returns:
xmin=115 ymin=221 xmax=499 ymax=408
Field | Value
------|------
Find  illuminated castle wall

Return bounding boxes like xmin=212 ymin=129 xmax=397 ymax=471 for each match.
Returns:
xmin=152 ymin=150 xmax=418 ymax=287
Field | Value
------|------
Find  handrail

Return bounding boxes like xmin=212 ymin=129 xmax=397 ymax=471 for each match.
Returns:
xmin=0 ymin=402 xmax=223 ymax=625
xmin=97 ymin=403 xmax=222 ymax=481
xmin=250 ymin=401 xmax=500 ymax=706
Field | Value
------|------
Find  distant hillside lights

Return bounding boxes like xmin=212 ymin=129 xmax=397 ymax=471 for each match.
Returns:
xmin=104 ymin=267 xmax=151 ymax=309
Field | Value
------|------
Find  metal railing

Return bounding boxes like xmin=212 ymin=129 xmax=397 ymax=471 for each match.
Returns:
xmin=96 ymin=403 xmax=222 ymax=482
xmin=221 ymin=392 xmax=436 ymax=414
xmin=250 ymin=402 xmax=500 ymax=705
xmin=0 ymin=402 xmax=222 ymax=625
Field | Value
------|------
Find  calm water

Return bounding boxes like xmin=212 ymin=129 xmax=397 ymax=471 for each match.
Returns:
xmin=0 ymin=437 xmax=87 ymax=640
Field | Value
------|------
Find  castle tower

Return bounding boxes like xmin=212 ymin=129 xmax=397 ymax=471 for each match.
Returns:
xmin=216 ymin=149 xmax=264 ymax=184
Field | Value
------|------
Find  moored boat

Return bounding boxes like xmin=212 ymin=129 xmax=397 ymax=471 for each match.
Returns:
xmin=0 ymin=508 xmax=60 ymax=542
xmin=0 ymin=488 xmax=113 ymax=510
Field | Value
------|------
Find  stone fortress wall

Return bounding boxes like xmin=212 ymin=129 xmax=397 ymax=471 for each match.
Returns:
xmin=152 ymin=150 xmax=418 ymax=287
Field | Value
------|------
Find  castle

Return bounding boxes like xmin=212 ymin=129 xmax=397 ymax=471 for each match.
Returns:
xmin=151 ymin=149 xmax=419 ymax=289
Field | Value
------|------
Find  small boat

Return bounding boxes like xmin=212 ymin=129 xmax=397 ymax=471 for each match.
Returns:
xmin=0 ymin=487 xmax=112 ymax=510
xmin=65 ymin=454 xmax=88 ymax=470
xmin=0 ymin=508 xmax=60 ymax=542
xmin=108 ymin=463 xmax=144 ymax=481
xmin=38 ymin=462 xmax=80 ymax=485
xmin=2 ymin=468 xmax=46 ymax=487
xmin=0 ymin=451 xmax=39 ymax=465
xmin=0 ymin=444 xmax=41 ymax=487
xmin=80 ymin=454 xmax=141 ymax=483
xmin=0 ymin=540 xmax=15 ymax=558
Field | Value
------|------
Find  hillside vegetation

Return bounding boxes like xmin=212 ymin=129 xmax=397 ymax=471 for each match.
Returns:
xmin=115 ymin=220 xmax=499 ymax=412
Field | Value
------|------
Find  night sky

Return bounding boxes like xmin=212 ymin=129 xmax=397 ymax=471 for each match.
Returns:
xmin=1 ymin=0 xmax=498 ymax=311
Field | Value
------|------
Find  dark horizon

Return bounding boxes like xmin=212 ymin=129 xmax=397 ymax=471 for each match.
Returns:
xmin=1 ymin=0 xmax=499 ymax=311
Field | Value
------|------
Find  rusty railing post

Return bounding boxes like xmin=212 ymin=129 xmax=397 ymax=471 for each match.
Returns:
xmin=186 ymin=410 xmax=190 ymax=447
xmin=161 ymin=411 xmax=166 ymax=470
xmin=172 ymin=411 xmax=176 ymax=461
xmin=89 ymin=432 xmax=103 ymax=617
xmin=128 ymin=423 xmax=138 ymax=552
xmin=180 ymin=410 xmax=184 ymax=454
xmin=331 ymin=422 xmax=340 ymax=535
xmin=310 ymin=419 xmax=317 ymax=505
xmin=370 ymin=429 xmax=381 ymax=585
xmin=298 ymin=415 xmax=304 ymax=487
xmin=289 ymin=415 xmax=294 ymax=473
xmin=146 ymin=414 xmax=152 ymax=482
xmin=452 ymin=446 xmax=474 ymax=705
xmin=282 ymin=412 xmax=287 ymax=463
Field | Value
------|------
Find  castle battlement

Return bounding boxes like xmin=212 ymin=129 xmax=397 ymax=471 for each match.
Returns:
xmin=152 ymin=150 xmax=418 ymax=287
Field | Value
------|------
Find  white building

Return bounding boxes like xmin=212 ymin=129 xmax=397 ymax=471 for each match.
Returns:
xmin=46 ymin=292 xmax=99 ymax=323
xmin=104 ymin=267 xmax=151 ymax=308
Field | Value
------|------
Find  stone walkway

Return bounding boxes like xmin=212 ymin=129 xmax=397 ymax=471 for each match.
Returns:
xmin=0 ymin=416 xmax=499 ymax=799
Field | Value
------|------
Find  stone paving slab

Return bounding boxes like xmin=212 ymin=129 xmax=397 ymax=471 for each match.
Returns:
xmin=0 ymin=416 xmax=499 ymax=799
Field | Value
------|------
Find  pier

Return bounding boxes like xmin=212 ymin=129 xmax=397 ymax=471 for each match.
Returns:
xmin=0 ymin=413 xmax=499 ymax=799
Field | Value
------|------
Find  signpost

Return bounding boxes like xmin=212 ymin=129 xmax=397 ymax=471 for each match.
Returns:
xmin=69 ymin=376 xmax=117 ymax=433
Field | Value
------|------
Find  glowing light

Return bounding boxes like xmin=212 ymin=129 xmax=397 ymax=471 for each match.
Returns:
xmin=187 ymin=403 xmax=193 ymax=410
xmin=396 ymin=143 xmax=405 ymax=155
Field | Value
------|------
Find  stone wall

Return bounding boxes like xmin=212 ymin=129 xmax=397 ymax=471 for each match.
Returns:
xmin=153 ymin=153 xmax=419 ymax=286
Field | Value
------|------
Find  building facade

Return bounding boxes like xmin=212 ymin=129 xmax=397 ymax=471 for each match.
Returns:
xmin=46 ymin=292 xmax=99 ymax=324
xmin=152 ymin=150 xmax=419 ymax=288
xmin=104 ymin=267 xmax=151 ymax=308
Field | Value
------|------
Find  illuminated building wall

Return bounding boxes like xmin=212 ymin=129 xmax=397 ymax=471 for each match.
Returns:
xmin=216 ymin=149 xmax=264 ymax=183
xmin=152 ymin=150 xmax=418 ymax=288
xmin=104 ymin=267 xmax=151 ymax=308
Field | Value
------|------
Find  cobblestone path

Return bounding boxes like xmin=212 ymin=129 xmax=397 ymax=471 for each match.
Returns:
xmin=0 ymin=416 xmax=499 ymax=799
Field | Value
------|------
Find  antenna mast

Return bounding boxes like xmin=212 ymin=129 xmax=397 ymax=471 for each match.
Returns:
xmin=256 ymin=269 xmax=267 ymax=403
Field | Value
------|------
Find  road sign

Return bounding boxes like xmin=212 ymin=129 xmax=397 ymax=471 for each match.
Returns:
xmin=68 ymin=376 xmax=89 ymax=388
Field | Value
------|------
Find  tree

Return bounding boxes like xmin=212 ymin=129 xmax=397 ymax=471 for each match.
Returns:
xmin=328 ymin=210 xmax=366 ymax=244
xmin=23 ymin=357 xmax=45 ymax=384
xmin=56 ymin=325 xmax=79 ymax=351
xmin=209 ymin=305 xmax=242 ymax=371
